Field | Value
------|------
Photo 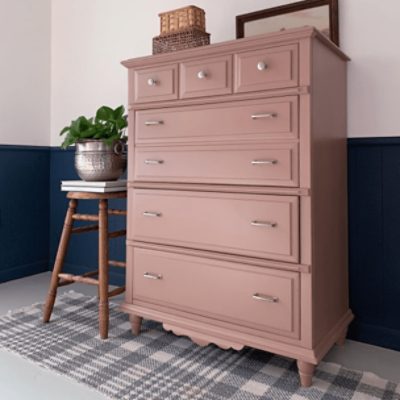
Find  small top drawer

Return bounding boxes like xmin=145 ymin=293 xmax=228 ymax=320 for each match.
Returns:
xmin=179 ymin=55 xmax=232 ymax=99
xmin=130 ymin=64 xmax=178 ymax=103
xmin=235 ymin=44 xmax=298 ymax=93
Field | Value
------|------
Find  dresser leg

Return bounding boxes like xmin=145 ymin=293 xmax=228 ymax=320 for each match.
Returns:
xmin=336 ymin=327 xmax=348 ymax=346
xmin=297 ymin=360 xmax=316 ymax=388
xmin=98 ymin=199 xmax=109 ymax=339
xmin=130 ymin=315 xmax=143 ymax=336
xmin=43 ymin=199 xmax=77 ymax=323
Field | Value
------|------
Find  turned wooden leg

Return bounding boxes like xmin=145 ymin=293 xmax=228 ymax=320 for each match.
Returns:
xmin=297 ymin=360 xmax=316 ymax=388
xmin=130 ymin=315 xmax=143 ymax=336
xmin=336 ymin=327 xmax=348 ymax=346
xmin=43 ymin=199 xmax=77 ymax=323
xmin=98 ymin=199 xmax=109 ymax=339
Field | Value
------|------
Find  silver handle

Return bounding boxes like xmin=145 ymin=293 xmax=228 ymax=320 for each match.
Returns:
xmin=251 ymin=159 xmax=278 ymax=165
xmin=257 ymin=61 xmax=268 ymax=71
xmin=144 ymin=272 xmax=163 ymax=280
xmin=143 ymin=211 xmax=162 ymax=217
xmin=251 ymin=220 xmax=277 ymax=228
xmin=147 ymin=78 xmax=157 ymax=86
xmin=252 ymin=293 xmax=279 ymax=303
xmin=197 ymin=70 xmax=208 ymax=79
xmin=145 ymin=120 xmax=163 ymax=126
xmin=251 ymin=113 xmax=277 ymax=120
xmin=144 ymin=159 xmax=164 ymax=165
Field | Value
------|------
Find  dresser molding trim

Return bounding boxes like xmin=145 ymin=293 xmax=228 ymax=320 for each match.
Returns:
xmin=120 ymin=303 xmax=353 ymax=364
xmin=128 ymin=182 xmax=310 ymax=196
xmin=120 ymin=302 xmax=318 ymax=363
xmin=127 ymin=240 xmax=311 ymax=274
xmin=122 ymin=27 xmax=348 ymax=70
xmin=128 ymin=85 xmax=309 ymax=110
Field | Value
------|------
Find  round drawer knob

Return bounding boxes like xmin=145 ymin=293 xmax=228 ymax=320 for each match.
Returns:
xmin=257 ymin=61 xmax=268 ymax=71
xmin=147 ymin=78 xmax=157 ymax=86
xmin=197 ymin=70 xmax=208 ymax=79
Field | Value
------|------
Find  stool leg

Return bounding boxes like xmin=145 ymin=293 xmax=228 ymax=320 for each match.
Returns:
xmin=98 ymin=199 xmax=109 ymax=339
xmin=43 ymin=199 xmax=77 ymax=322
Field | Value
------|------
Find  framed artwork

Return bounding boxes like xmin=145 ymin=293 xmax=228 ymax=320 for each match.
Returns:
xmin=236 ymin=0 xmax=339 ymax=45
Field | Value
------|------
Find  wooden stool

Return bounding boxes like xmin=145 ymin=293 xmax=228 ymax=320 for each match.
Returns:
xmin=43 ymin=191 xmax=127 ymax=339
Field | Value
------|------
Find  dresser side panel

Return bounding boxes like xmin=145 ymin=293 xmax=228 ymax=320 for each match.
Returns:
xmin=310 ymin=38 xmax=350 ymax=347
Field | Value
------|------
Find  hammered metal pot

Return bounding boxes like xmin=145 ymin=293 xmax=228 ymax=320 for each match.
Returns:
xmin=75 ymin=139 xmax=127 ymax=181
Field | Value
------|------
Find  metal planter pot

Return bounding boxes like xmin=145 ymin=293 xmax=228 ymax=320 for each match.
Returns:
xmin=75 ymin=139 xmax=127 ymax=181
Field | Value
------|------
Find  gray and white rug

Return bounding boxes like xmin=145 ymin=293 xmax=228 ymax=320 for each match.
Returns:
xmin=0 ymin=291 xmax=398 ymax=400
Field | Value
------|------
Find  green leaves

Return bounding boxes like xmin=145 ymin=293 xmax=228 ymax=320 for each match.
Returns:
xmin=59 ymin=105 xmax=128 ymax=149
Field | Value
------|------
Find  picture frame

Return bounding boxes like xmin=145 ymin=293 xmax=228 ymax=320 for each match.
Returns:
xmin=236 ymin=0 xmax=339 ymax=45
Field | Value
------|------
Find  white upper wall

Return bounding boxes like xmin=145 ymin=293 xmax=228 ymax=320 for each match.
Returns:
xmin=3 ymin=0 xmax=399 ymax=146
xmin=0 ymin=0 xmax=51 ymax=146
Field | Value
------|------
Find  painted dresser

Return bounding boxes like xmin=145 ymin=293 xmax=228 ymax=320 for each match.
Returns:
xmin=121 ymin=27 xmax=353 ymax=387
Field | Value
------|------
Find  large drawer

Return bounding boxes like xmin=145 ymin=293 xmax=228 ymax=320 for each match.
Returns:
xmin=129 ymin=190 xmax=299 ymax=262
xmin=130 ymin=246 xmax=300 ymax=338
xmin=234 ymin=44 xmax=299 ymax=93
xmin=134 ymin=142 xmax=299 ymax=187
xmin=135 ymin=96 xmax=298 ymax=144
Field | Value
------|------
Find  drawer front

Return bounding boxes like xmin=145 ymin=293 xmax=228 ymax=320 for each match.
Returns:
xmin=130 ymin=190 xmax=299 ymax=262
xmin=131 ymin=247 xmax=300 ymax=338
xmin=134 ymin=143 xmax=299 ymax=187
xmin=179 ymin=56 xmax=232 ymax=98
xmin=131 ymin=64 xmax=178 ymax=103
xmin=235 ymin=44 xmax=298 ymax=93
xmin=135 ymin=96 xmax=298 ymax=144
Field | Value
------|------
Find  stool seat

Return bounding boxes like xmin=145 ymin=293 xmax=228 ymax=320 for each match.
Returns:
xmin=67 ymin=191 xmax=127 ymax=200
xmin=43 ymin=189 xmax=127 ymax=339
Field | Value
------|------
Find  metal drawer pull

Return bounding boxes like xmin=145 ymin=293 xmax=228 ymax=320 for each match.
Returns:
xmin=144 ymin=159 xmax=164 ymax=165
xmin=251 ymin=159 xmax=278 ymax=165
xmin=252 ymin=293 xmax=279 ymax=303
xmin=257 ymin=61 xmax=268 ymax=71
xmin=144 ymin=272 xmax=163 ymax=280
xmin=251 ymin=220 xmax=277 ymax=228
xmin=143 ymin=211 xmax=162 ymax=217
xmin=145 ymin=120 xmax=163 ymax=126
xmin=147 ymin=78 xmax=158 ymax=86
xmin=251 ymin=113 xmax=277 ymax=120
xmin=197 ymin=70 xmax=208 ymax=79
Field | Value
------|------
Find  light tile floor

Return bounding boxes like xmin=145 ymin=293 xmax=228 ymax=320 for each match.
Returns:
xmin=0 ymin=272 xmax=399 ymax=400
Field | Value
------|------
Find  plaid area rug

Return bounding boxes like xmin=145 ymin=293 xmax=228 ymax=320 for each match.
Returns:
xmin=0 ymin=292 xmax=398 ymax=400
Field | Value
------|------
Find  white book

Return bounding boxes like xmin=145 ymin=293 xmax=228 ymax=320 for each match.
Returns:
xmin=61 ymin=185 xmax=126 ymax=193
xmin=61 ymin=179 xmax=127 ymax=188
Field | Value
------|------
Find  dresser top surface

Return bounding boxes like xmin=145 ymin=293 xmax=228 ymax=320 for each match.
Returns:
xmin=122 ymin=26 xmax=349 ymax=69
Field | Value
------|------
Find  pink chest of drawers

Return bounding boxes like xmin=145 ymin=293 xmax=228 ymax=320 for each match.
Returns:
xmin=121 ymin=27 xmax=353 ymax=387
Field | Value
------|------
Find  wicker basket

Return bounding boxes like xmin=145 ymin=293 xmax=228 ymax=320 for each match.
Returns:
xmin=153 ymin=27 xmax=210 ymax=55
xmin=158 ymin=5 xmax=206 ymax=35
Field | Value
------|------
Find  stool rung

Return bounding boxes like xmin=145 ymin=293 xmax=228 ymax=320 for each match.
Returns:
xmin=58 ymin=273 xmax=99 ymax=286
xmin=108 ymin=260 xmax=126 ymax=268
xmin=57 ymin=270 xmax=98 ymax=287
xmin=108 ymin=229 xmax=126 ymax=239
xmin=108 ymin=209 xmax=127 ymax=216
xmin=72 ymin=224 xmax=99 ymax=234
xmin=108 ymin=286 xmax=125 ymax=298
xmin=73 ymin=214 xmax=99 ymax=222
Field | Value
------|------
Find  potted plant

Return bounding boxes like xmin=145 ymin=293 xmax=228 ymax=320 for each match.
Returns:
xmin=60 ymin=105 xmax=128 ymax=181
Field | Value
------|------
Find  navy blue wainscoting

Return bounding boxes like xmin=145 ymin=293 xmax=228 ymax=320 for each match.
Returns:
xmin=0 ymin=145 xmax=50 ymax=282
xmin=1 ymin=140 xmax=400 ymax=350
xmin=49 ymin=148 xmax=126 ymax=286
xmin=348 ymin=137 xmax=400 ymax=351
